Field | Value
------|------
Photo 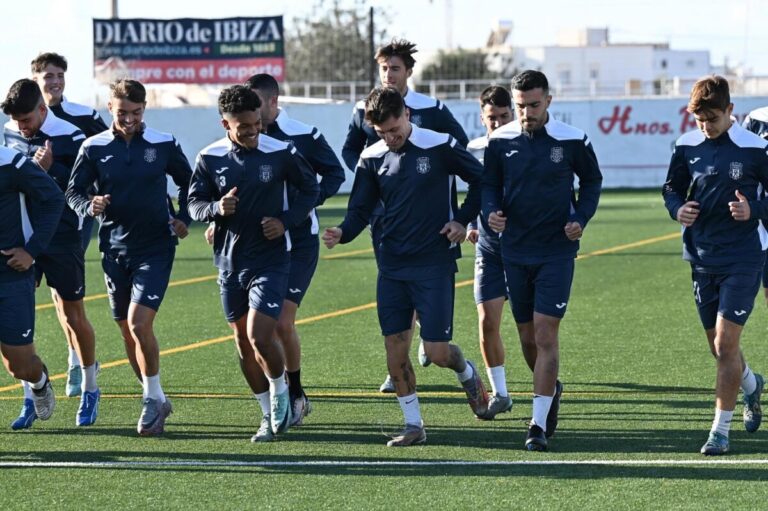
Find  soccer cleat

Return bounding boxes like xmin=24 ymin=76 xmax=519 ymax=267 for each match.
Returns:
xmin=743 ymin=373 xmax=764 ymax=433
xmin=418 ymin=340 xmax=431 ymax=367
xmin=290 ymin=393 xmax=312 ymax=427
xmin=66 ymin=365 xmax=82 ymax=397
xmin=525 ymin=424 xmax=548 ymax=451
xmin=251 ymin=414 xmax=275 ymax=442
xmin=700 ymin=431 xmax=729 ymax=455
xmin=76 ymin=389 xmax=101 ymax=427
xmin=137 ymin=397 xmax=173 ymax=436
xmin=387 ymin=423 xmax=427 ymax=447
xmin=478 ymin=393 xmax=513 ymax=420
xmin=270 ymin=388 xmax=293 ymax=435
xmin=379 ymin=374 xmax=395 ymax=393
xmin=10 ymin=398 xmax=37 ymax=430
xmin=460 ymin=361 xmax=489 ymax=417
xmin=546 ymin=380 xmax=564 ymax=438
xmin=31 ymin=368 xmax=55 ymax=420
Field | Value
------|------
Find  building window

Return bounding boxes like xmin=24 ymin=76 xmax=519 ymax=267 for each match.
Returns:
xmin=660 ymin=59 xmax=667 ymax=69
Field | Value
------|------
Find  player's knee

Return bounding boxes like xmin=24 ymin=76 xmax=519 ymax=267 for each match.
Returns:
xmin=128 ymin=318 xmax=152 ymax=341
xmin=275 ymin=317 xmax=294 ymax=341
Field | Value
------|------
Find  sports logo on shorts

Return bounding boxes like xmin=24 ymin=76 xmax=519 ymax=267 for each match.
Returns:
xmin=416 ymin=157 xmax=430 ymax=174
xmin=550 ymin=146 xmax=564 ymax=163
xmin=259 ymin=165 xmax=273 ymax=183
xmin=144 ymin=148 xmax=157 ymax=163
xmin=410 ymin=114 xmax=422 ymax=126
xmin=729 ymin=162 xmax=743 ymax=180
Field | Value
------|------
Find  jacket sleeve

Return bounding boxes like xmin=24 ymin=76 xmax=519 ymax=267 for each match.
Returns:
xmin=439 ymin=102 xmax=469 ymax=147
xmin=341 ymin=106 xmax=368 ymax=171
xmin=13 ymin=154 xmax=64 ymax=258
xmin=662 ymin=144 xmax=691 ymax=221
xmin=187 ymin=155 xmax=221 ymax=223
xmin=570 ymin=136 xmax=603 ymax=228
xmin=278 ymin=147 xmax=320 ymax=229
xmin=481 ymin=139 xmax=504 ymax=221
xmin=339 ymin=160 xmax=378 ymax=243
xmin=66 ymin=145 xmax=98 ymax=217
xmin=447 ymin=140 xmax=483 ymax=226
xmin=166 ymin=139 xmax=193 ymax=225
xmin=307 ymin=130 xmax=346 ymax=206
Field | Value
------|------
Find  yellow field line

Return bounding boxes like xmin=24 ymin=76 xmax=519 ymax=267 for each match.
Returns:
xmin=4 ymin=231 xmax=680 ymax=394
xmin=321 ymin=248 xmax=374 ymax=260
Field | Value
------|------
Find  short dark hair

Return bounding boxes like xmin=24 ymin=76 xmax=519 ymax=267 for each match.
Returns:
xmin=364 ymin=87 xmax=405 ymax=126
xmin=1 ymin=78 xmax=43 ymax=116
xmin=480 ymin=85 xmax=511 ymax=108
xmin=244 ymin=74 xmax=280 ymax=98
xmin=110 ymin=79 xmax=146 ymax=103
xmin=218 ymin=85 xmax=262 ymax=116
xmin=512 ymin=70 xmax=549 ymax=95
xmin=31 ymin=52 xmax=68 ymax=74
xmin=687 ymin=75 xmax=730 ymax=114
xmin=375 ymin=38 xmax=418 ymax=69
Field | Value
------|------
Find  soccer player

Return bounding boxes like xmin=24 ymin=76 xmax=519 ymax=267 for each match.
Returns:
xmin=465 ymin=85 xmax=515 ymax=420
xmin=31 ymin=52 xmax=109 ymax=396
xmin=323 ymin=87 xmax=488 ymax=446
xmin=0 ymin=145 xmax=64 ymax=428
xmin=341 ymin=38 xmax=470 ymax=393
xmin=483 ymin=70 xmax=602 ymax=451
xmin=742 ymin=107 xmax=768 ymax=305
xmin=188 ymin=85 xmax=319 ymax=441
xmin=663 ymin=76 xmax=768 ymax=455
xmin=2 ymin=79 xmax=100 ymax=428
xmin=67 ymin=79 xmax=192 ymax=436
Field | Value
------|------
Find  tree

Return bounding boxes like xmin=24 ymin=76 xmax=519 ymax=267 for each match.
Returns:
xmin=420 ymin=48 xmax=498 ymax=81
xmin=285 ymin=0 xmax=389 ymax=83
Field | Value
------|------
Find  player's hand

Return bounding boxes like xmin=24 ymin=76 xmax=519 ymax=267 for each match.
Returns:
xmin=466 ymin=229 xmax=479 ymax=244
xmin=204 ymin=223 xmax=214 ymax=245
xmin=1 ymin=247 xmax=34 ymax=272
xmin=34 ymin=140 xmax=53 ymax=171
xmin=169 ymin=218 xmax=189 ymax=239
xmin=218 ymin=186 xmax=238 ymax=216
xmin=261 ymin=217 xmax=285 ymax=240
xmin=440 ymin=221 xmax=466 ymax=244
xmin=322 ymin=227 xmax=342 ymax=249
xmin=564 ymin=221 xmax=583 ymax=241
xmin=729 ymin=190 xmax=751 ymax=221
xmin=89 ymin=194 xmax=111 ymax=216
xmin=488 ymin=210 xmax=506 ymax=233
xmin=676 ymin=200 xmax=700 ymax=227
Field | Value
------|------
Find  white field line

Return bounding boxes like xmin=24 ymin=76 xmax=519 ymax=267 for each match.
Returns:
xmin=1 ymin=459 xmax=768 ymax=469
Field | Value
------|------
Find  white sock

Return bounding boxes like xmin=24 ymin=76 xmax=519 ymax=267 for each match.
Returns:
xmin=254 ymin=391 xmax=270 ymax=416
xmin=82 ymin=364 xmax=98 ymax=392
xmin=21 ymin=380 xmax=33 ymax=399
xmin=531 ymin=394 xmax=554 ymax=433
xmin=456 ymin=362 xmax=474 ymax=383
xmin=742 ymin=365 xmax=757 ymax=395
xmin=142 ymin=374 xmax=166 ymax=402
xmin=711 ymin=408 xmax=733 ymax=437
xmin=68 ymin=346 xmax=80 ymax=367
xmin=267 ymin=371 xmax=288 ymax=396
xmin=27 ymin=371 xmax=48 ymax=391
xmin=397 ymin=393 xmax=423 ymax=426
xmin=486 ymin=366 xmax=508 ymax=397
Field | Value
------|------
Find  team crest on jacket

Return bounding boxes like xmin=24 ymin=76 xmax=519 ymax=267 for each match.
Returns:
xmin=416 ymin=156 xmax=431 ymax=174
xmin=144 ymin=148 xmax=157 ymax=163
xmin=551 ymin=146 xmax=564 ymax=163
xmin=729 ymin=162 xmax=743 ymax=180
xmin=259 ymin=165 xmax=273 ymax=183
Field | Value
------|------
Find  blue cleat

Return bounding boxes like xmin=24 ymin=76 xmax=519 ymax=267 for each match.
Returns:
xmin=66 ymin=365 xmax=82 ymax=397
xmin=270 ymin=388 xmax=292 ymax=435
xmin=11 ymin=398 xmax=37 ymax=430
xmin=700 ymin=431 xmax=729 ymax=455
xmin=743 ymin=373 xmax=764 ymax=433
xmin=76 ymin=389 xmax=101 ymax=426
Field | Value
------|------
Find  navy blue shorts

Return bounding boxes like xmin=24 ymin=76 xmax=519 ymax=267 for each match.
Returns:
xmin=0 ymin=277 xmax=35 ymax=346
xmin=473 ymin=243 xmax=507 ymax=305
xmin=504 ymin=258 xmax=575 ymax=323
xmin=285 ymin=242 xmax=319 ymax=306
xmin=102 ymin=248 xmax=175 ymax=321
xmin=219 ymin=263 xmax=290 ymax=322
xmin=377 ymin=273 xmax=455 ymax=341
xmin=692 ymin=270 xmax=761 ymax=329
xmin=34 ymin=249 xmax=86 ymax=301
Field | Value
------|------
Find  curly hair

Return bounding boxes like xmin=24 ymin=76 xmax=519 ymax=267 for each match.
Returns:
xmin=218 ymin=85 xmax=261 ymax=116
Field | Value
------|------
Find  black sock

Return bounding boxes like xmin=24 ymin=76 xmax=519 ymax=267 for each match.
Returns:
xmin=287 ymin=369 xmax=303 ymax=399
